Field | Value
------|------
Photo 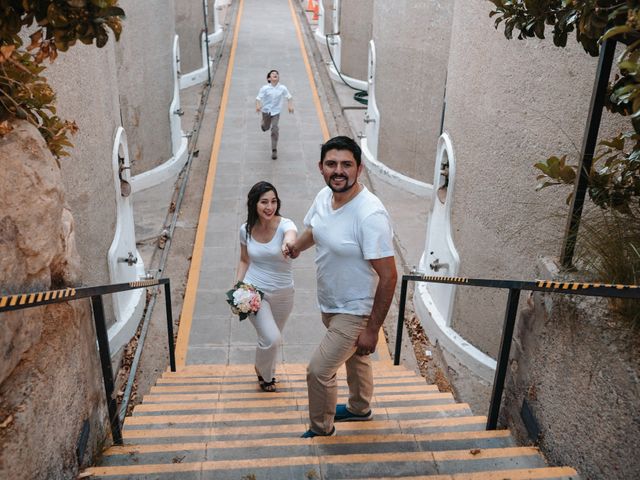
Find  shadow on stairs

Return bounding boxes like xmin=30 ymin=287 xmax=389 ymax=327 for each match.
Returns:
xmin=83 ymin=362 xmax=579 ymax=479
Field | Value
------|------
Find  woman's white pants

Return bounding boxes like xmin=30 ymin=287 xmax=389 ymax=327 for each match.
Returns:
xmin=249 ymin=287 xmax=294 ymax=381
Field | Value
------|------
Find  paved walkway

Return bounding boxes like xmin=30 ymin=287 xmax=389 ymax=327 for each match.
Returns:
xmin=175 ymin=0 xmax=391 ymax=369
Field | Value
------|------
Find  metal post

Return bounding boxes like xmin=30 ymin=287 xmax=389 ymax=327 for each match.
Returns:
xmin=486 ymin=288 xmax=521 ymax=430
xmin=394 ymin=277 xmax=409 ymax=366
xmin=560 ymin=39 xmax=616 ymax=268
xmin=202 ymin=0 xmax=212 ymax=84
xmin=90 ymin=295 xmax=123 ymax=445
xmin=164 ymin=281 xmax=176 ymax=372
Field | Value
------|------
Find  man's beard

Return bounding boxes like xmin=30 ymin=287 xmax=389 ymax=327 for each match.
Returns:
xmin=327 ymin=174 xmax=357 ymax=193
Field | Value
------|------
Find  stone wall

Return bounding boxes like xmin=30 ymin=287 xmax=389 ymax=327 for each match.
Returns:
xmin=502 ymin=277 xmax=640 ymax=479
xmin=0 ymin=121 xmax=107 ymax=479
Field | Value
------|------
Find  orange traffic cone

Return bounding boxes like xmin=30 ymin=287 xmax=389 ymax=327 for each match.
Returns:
xmin=305 ymin=0 xmax=314 ymax=12
xmin=312 ymin=1 xmax=319 ymax=21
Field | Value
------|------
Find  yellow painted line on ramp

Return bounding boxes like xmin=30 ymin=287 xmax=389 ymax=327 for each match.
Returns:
xmin=175 ymin=0 xmax=245 ymax=367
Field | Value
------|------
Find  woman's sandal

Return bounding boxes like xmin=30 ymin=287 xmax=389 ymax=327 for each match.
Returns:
xmin=260 ymin=378 xmax=277 ymax=392
xmin=255 ymin=366 xmax=277 ymax=392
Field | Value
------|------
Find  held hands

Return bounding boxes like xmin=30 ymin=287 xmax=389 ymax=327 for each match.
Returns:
xmin=282 ymin=241 xmax=300 ymax=259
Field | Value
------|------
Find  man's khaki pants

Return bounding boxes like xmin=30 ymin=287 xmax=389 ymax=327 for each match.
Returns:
xmin=307 ymin=313 xmax=373 ymax=435
xmin=261 ymin=112 xmax=280 ymax=150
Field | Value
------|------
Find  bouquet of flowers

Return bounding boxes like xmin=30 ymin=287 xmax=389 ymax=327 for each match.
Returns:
xmin=225 ymin=281 xmax=264 ymax=320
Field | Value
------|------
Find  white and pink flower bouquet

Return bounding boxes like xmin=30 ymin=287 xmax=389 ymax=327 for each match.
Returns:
xmin=225 ymin=281 xmax=264 ymax=320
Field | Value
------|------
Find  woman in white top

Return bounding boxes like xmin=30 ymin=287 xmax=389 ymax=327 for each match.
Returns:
xmin=234 ymin=181 xmax=297 ymax=392
xmin=256 ymin=69 xmax=294 ymax=160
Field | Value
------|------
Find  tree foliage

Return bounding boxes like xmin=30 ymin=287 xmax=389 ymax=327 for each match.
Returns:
xmin=489 ymin=0 xmax=640 ymax=214
xmin=0 ymin=0 xmax=125 ymax=158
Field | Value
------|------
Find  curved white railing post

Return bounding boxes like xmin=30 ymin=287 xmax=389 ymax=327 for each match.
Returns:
xmin=130 ymin=36 xmax=188 ymax=192
xmin=107 ymin=127 xmax=146 ymax=354
xmin=414 ymin=133 xmax=496 ymax=383
xmin=360 ymin=40 xmax=432 ymax=197
xmin=209 ymin=0 xmax=224 ymax=44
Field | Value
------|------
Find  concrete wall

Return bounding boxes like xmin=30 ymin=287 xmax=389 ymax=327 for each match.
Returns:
xmin=115 ymin=0 xmax=176 ymax=175
xmin=503 ymin=285 xmax=640 ymax=479
xmin=443 ymin=0 xmax=601 ymax=357
xmin=339 ymin=0 xmax=372 ymax=81
xmin=322 ymin=0 xmax=335 ymax=36
xmin=372 ymin=0 xmax=453 ymax=182
xmin=46 ymin=43 xmax=121 ymax=290
xmin=175 ymin=0 xmax=209 ymax=74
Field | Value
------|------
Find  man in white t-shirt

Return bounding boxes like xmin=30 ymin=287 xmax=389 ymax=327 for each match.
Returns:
xmin=285 ymin=136 xmax=398 ymax=438
xmin=256 ymin=69 xmax=294 ymax=160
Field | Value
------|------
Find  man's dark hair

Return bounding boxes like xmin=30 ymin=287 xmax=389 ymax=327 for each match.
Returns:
xmin=320 ymin=136 xmax=362 ymax=166
xmin=266 ymin=69 xmax=278 ymax=83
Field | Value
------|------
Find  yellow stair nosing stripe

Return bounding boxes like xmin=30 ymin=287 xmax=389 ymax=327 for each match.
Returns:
xmin=85 ymin=455 xmax=320 ymax=476
xmin=357 ymin=467 xmax=578 ymax=480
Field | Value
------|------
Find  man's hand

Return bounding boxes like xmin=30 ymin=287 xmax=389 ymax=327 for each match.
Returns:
xmin=288 ymin=105 xmax=294 ymax=114
xmin=355 ymin=324 xmax=378 ymax=356
xmin=283 ymin=241 xmax=300 ymax=259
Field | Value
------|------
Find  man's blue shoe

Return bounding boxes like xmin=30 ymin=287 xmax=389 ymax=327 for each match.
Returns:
xmin=300 ymin=426 xmax=336 ymax=438
xmin=334 ymin=404 xmax=373 ymax=422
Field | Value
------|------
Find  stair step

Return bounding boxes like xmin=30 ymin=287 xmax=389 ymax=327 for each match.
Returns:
xmin=123 ymin=403 xmax=473 ymax=429
xmin=86 ymin=447 xmax=547 ymax=479
xmin=132 ymin=392 xmax=455 ymax=415
xmin=86 ymin=363 xmax=578 ymax=478
xmin=122 ymin=416 xmax=491 ymax=443
xmin=349 ymin=467 xmax=579 ymax=479
xmin=167 ymin=361 xmax=410 ymax=376
xmin=102 ymin=431 xmax=514 ymax=461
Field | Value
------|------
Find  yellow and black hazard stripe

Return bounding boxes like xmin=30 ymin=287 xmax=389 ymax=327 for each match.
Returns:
xmin=0 ymin=287 xmax=77 ymax=311
xmin=420 ymin=275 xmax=470 ymax=284
xmin=535 ymin=280 xmax=640 ymax=291
xmin=128 ymin=279 xmax=159 ymax=289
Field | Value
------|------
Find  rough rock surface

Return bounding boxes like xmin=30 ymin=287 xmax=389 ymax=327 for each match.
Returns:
xmin=0 ymin=120 xmax=106 ymax=479
xmin=503 ymin=291 xmax=640 ymax=479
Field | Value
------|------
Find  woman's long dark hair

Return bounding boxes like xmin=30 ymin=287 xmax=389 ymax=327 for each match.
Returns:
xmin=246 ymin=181 xmax=281 ymax=240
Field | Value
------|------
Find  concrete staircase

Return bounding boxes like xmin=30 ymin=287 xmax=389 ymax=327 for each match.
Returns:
xmin=85 ymin=362 xmax=578 ymax=479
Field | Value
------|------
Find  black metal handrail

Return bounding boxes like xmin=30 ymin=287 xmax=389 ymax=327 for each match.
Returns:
xmin=0 ymin=278 xmax=176 ymax=445
xmin=394 ymin=274 xmax=640 ymax=430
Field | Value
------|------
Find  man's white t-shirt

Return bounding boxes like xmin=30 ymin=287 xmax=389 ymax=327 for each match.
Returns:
xmin=240 ymin=217 xmax=297 ymax=292
xmin=256 ymin=83 xmax=292 ymax=116
xmin=303 ymin=186 xmax=394 ymax=315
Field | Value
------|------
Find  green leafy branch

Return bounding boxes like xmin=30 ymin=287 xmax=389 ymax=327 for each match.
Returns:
xmin=490 ymin=0 xmax=640 ymax=214
xmin=0 ymin=0 xmax=125 ymax=158
xmin=535 ymin=133 xmax=640 ymax=213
